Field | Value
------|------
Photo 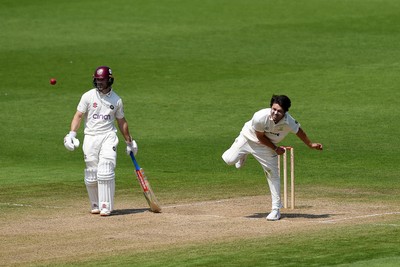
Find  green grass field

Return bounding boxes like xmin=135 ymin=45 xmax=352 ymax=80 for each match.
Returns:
xmin=1 ymin=0 xmax=400 ymax=266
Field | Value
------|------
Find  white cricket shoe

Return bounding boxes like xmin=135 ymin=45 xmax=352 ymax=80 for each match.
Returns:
xmin=100 ymin=209 xmax=111 ymax=216
xmin=266 ymin=209 xmax=281 ymax=221
xmin=235 ymin=155 xmax=248 ymax=169
xmin=91 ymin=209 xmax=100 ymax=214
xmin=90 ymin=203 xmax=100 ymax=214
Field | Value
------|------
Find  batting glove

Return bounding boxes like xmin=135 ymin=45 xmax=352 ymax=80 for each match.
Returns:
xmin=126 ymin=140 xmax=138 ymax=156
xmin=64 ymin=131 xmax=80 ymax=151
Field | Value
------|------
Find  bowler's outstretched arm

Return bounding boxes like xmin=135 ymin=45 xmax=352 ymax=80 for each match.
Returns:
xmin=296 ymin=127 xmax=323 ymax=150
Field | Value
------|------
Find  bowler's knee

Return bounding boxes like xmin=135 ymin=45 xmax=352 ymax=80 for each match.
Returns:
xmin=222 ymin=150 xmax=236 ymax=165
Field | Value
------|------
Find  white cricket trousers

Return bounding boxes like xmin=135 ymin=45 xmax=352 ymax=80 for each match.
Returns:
xmin=222 ymin=134 xmax=281 ymax=210
xmin=83 ymin=132 xmax=119 ymax=168
xmin=83 ymin=132 xmax=119 ymax=212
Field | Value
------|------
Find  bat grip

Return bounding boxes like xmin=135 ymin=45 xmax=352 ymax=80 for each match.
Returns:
xmin=129 ymin=151 xmax=141 ymax=171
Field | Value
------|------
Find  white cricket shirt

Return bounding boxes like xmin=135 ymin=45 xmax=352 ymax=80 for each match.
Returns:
xmin=241 ymin=108 xmax=300 ymax=144
xmin=77 ymin=88 xmax=125 ymax=135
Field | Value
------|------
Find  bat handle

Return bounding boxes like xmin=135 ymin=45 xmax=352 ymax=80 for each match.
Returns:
xmin=129 ymin=151 xmax=141 ymax=171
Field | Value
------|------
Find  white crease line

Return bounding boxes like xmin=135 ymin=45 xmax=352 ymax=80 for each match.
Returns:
xmin=0 ymin=203 xmax=63 ymax=209
xmin=319 ymin=212 xmax=400 ymax=224
xmin=162 ymin=198 xmax=250 ymax=209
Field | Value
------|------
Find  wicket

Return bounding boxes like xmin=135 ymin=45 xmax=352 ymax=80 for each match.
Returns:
xmin=278 ymin=146 xmax=295 ymax=209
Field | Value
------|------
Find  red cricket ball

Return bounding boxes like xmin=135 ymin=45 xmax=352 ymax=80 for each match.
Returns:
xmin=50 ymin=78 xmax=57 ymax=85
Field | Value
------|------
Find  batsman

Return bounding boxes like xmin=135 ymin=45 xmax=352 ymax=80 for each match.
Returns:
xmin=64 ymin=66 xmax=138 ymax=216
xmin=222 ymin=95 xmax=323 ymax=221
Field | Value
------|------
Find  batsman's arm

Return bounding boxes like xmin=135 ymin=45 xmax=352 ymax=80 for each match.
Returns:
xmin=255 ymin=131 xmax=285 ymax=155
xmin=296 ymin=127 xmax=323 ymax=150
xmin=116 ymin=117 xmax=133 ymax=143
xmin=70 ymin=111 xmax=83 ymax=132
xmin=64 ymin=111 xmax=82 ymax=151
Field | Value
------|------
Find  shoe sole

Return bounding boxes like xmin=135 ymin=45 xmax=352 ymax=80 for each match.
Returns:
xmin=100 ymin=210 xmax=111 ymax=216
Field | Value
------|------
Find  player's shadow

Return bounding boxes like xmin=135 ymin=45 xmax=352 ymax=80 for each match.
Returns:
xmin=112 ymin=208 xmax=149 ymax=216
xmin=246 ymin=213 xmax=333 ymax=219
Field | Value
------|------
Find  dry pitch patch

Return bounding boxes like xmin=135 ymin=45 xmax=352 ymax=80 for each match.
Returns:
xmin=1 ymin=196 xmax=399 ymax=266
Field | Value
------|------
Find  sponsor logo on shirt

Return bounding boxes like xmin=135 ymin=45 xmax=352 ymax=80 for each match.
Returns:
xmin=92 ymin=114 xmax=111 ymax=120
xmin=265 ymin=126 xmax=283 ymax=132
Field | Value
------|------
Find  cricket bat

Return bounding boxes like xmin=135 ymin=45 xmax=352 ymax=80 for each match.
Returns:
xmin=129 ymin=152 xmax=161 ymax=213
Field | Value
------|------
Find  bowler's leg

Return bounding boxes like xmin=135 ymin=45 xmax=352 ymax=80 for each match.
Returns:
xmin=222 ymin=135 xmax=249 ymax=168
xmin=251 ymin=144 xmax=281 ymax=220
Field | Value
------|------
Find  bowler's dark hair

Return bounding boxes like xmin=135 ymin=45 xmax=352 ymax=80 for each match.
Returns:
xmin=270 ymin=95 xmax=291 ymax=112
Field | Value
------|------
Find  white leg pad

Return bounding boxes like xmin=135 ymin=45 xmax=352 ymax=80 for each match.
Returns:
xmin=84 ymin=168 xmax=99 ymax=211
xmin=97 ymin=162 xmax=115 ymax=213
